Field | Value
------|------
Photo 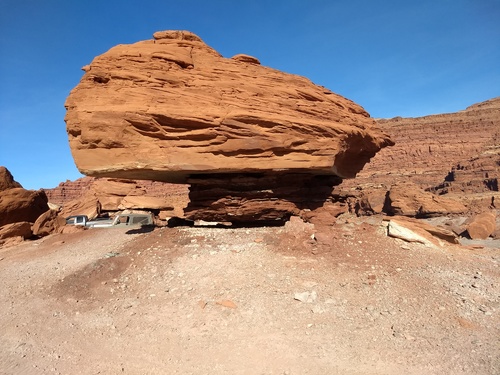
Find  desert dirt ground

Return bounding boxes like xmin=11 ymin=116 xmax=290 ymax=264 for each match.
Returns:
xmin=0 ymin=215 xmax=498 ymax=375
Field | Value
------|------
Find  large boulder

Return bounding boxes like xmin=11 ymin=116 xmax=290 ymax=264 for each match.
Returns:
xmin=32 ymin=209 xmax=66 ymax=237
xmin=65 ymin=30 xmax=392 ymax=183
xmin=64 ymin=30 xmax=393 ymax=223
xmin=0 ymin=222 xmax=32 ymax=241
xmin=59 ymin=190 xmax=101 ymax=220
xmin=0 ymin=222 xmax=33 ymax=247
xmin=387 ymin=216 xmax=458 ymax=247
xmin=0 ymin=188 xmax=49 ymax=227
xmin=0 ymin=167 xmax=50 ymax=243
xmin=385 ymin=182 xmax=466 ymax=217
xmin=0 ymin=166 xmax=22 ymax=191
xmin=466 ymin=211 xmax=496 ymax=239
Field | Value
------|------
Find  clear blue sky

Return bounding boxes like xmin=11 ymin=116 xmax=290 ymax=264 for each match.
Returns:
xmin=1 ymin=0 xmax=499 ymax=190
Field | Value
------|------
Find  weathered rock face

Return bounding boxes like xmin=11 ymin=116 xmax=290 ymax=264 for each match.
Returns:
xmin=184 ymin=174 xmax=342 ymax=224
xmin=43 ymin=177 xmax=94 ymax=206
xmin=0 ymin=222 xmax=32 ymax=247
xmin=344 ymin=97 xmax=500 ymax=215
xmin=48 ymin=177 xmax=189 ymax=219
xmin=0 ymin=167 xmax=51 ymax=243
xmin=0 ymin=188 xmax=49 ymax=227
xmin=32 ymin=210 xmax=66 ymax=237
xmin=65 ymin=30 xmax=392 ymax=183
xmin=59 ymin=190 xmax=101 ymax=220
xmin=45 ymin=176 xmax=188 ymax=212
xmin=356 ymin=98 xmax=500 ymax=189
xmin=432 ymin=152 xmax=499 ymax=195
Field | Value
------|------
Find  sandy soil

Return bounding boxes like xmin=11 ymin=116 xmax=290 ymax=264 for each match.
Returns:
xmin=0 ymin=215 xmax=498 ymax=375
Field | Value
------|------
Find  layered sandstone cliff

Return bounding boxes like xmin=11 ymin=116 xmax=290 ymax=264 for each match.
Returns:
xmin=353 ymin=97 xmax=500 ymax=189
xmin=45 ymin=177 xmax=188 ymax=209
xmin=45 ymin=177 xmax=189 ymax=219
xmin=346 ymin=97 xmax=500 ymax=214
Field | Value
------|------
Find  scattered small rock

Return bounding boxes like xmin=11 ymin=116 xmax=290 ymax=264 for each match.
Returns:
xmin=294 ymin=291 xmax=317 ymax=303
xmin=216 ymin=299 xmax=237 ymax=309
xmin=311 ymin=305 xmax=327 ymax=314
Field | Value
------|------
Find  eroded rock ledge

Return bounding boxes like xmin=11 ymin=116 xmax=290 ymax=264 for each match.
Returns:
xmin=65 ymin=30 xmax=392 ymax=223
xmin=184 ymin=173 xmax=343 ymax=224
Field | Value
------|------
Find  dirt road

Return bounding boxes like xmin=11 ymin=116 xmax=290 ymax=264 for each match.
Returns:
xmin=1 ymin=216 xmax=498 ymax=374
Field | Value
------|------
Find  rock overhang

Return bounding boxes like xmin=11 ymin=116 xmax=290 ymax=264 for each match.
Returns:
xmin=65 ymin=30 xmax=393 ymax=184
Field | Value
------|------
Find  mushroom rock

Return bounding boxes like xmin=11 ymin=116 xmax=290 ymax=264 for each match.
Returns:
xmin=65 ymin=30 xmax=393 ymax=223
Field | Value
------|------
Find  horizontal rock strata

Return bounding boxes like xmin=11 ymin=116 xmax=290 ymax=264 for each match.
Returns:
xmin=45 ymin=177 xmax=189 ymax=219
xmin=65 ymin=30 xmax=392 ymax=183
xmin=184 ymin=173 xmax=342 ymax=224
xmin=359 ymin=98 xmax=500 ymax=189
xmin=344 ymin=97 xmax=500 ymax=215
xmin=64 ymin=30 xmax=393 ymax=223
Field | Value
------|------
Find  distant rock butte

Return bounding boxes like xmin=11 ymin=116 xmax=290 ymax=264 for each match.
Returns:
xmin=65 ymin=30 xmax=392 ymax=183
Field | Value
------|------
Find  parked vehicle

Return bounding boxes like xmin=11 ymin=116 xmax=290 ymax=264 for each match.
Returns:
xmin=65 ymin=215 xmax=89 ymax=226
xmin=66 ymin=213 xmax=154 ymax=228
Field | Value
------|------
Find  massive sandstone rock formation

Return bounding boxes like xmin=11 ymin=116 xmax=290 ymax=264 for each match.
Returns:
xmin=65 ymin=30 xmax=391 ymax=180
xmin=64 ymin=30 xmax=392 ymax=223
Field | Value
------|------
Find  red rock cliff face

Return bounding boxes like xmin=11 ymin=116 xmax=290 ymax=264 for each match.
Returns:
xmin=65 ymin=30 xmax=392 ymax=182
xmin=44 ymin=177 xmax=94 ymax=206
xmin=45 ymin=177 xmax=189 ymax=218
xmin=352 ymin=97 xmax=500 ymax=190
xmin=45 ymin=177 xmax=187 ymax=207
